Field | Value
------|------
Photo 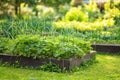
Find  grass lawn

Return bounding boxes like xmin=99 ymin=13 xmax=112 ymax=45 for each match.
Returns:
xmin=0 ymin=52 xmax=120 ymax=80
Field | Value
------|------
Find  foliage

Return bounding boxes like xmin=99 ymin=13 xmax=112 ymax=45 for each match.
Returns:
xmin=0 ymin=0 xmax=40 ymax=16
xmin=52 ymin=0 xmax=120 ymax=45
xmin=65 ymin=1 xmax=100 ymax=22
xmin=0 ymin=17 xmax=53 ymax=38
xmin=83 ymin=1 xmax=100 ymax=22
xmin=41 ymin=0 xmax=71 ymax=9
xmin=115 ymin=1 xmax=120 ymax=10
xmin=0 ymin=38 xmax=9 ymax=53
xmin=6 ymin=35 xmax=92 ymax=59
xmin=41 ymin=7 xmax=56 ymax=21
xmin=57 ymin=4 xmax=70 ymax=20
xmin=104 ymin=1 xmax=120 ymax=25
xmin=65 ymin=7 xmax=88 ymax=22
xmin=0 ymin=0 xmax=10 ymax=18
xmin=53 ymin=18 xmax=114 ymax=32
xmin=40 ymin=62 xmax=62 ymax=72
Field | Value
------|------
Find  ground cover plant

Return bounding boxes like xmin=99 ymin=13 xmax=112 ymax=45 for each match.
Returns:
xmin=0 ymin=52 xmax=120 ymax=80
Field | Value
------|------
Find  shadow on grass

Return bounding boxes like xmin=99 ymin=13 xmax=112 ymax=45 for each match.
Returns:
xmin=96 ymin=52 xmax=120 ymax=56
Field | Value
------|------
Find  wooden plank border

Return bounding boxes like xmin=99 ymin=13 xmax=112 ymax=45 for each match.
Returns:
xmin=0 ymin=51 xmax=96 ymax=70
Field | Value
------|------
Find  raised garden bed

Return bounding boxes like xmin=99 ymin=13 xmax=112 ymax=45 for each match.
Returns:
xmin=91 ymin=44 xmax=120 ymax=53
xmin=0 ymin=51 xmax=95 ymax=70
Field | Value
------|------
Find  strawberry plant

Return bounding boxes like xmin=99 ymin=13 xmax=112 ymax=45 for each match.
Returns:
xmin=6 ymin=35 xmax=92 ymax=59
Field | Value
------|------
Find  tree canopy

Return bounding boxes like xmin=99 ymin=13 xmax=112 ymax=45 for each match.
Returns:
xmin=0 ymin=0 xmax=71 ymax=17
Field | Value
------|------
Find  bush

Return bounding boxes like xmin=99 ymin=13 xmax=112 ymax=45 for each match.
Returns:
xmin=104 ymin=2 xmax=120 ymax=25
xmin=115 ymin=1 xmax=120 ymax=10
xmin=65 ymin=7 xmax=88 ymax=22
xmin=83 ymin=1 xmax=100 ymax=22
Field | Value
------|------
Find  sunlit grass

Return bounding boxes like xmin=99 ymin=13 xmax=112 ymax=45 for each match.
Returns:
xmin=0 ymin=52 xmax=120 ymax=80
xmin=0 ymin=19 xmax=6 ymax=23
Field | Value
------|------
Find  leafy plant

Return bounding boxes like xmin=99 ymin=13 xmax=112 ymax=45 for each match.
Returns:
xmin=40 ymin=62 xmax=62 ymax=72
xmin=53 ymin=18 xmax=114 ymax=32
xmin=6 ymin=35 xmax=92 ymax=59
xmin=65 ymin=7 xmax=88 ymax=22
xmin=0 ymin=38 xmax=9 ymax=53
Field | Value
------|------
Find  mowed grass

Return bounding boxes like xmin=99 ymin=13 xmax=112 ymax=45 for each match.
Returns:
xmin=0 ymin=53 xmax=120 ymax=80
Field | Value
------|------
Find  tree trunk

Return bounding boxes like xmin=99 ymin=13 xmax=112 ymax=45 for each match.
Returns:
xmin=18 ymin=4 xmax=21 ymax=15
xmin=14 ymin=0 xmax=21 ymax=15
xmin=15 ymin=5 xmax=18 ymax=15
xmin=15 ymin=0 xmax=18 ymax=15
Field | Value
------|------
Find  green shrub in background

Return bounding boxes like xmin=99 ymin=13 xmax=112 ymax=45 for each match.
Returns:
xmin=65 ymin=2 xmax=100 ymax=22
xmin=40 ymin=7 xmax=56 ymax=21
xmin=83 ymin=1 xmax=100 ymax=22
xmin=115 ymin=1 xmax=120 ymax=10
xmin=58 ymin=4 xmax=70 ymax=19
xmin=104 ymin=1 xmax=120 ymax=25
xmin=5 ymin=35 xmax=92 ymax=59
xmin=65 ymin=7 xmax=88 ymax=22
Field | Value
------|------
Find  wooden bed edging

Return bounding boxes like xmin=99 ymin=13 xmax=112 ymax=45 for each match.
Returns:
xmin=0 ymin=51 xmax=96 ymax=70
xmin=91 ymin=44 xmax=120 ymax=53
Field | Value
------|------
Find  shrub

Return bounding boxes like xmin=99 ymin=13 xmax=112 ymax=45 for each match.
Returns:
xmin=104 ymin=2 xmax=120 ymax=25
xmin=115 ymin=1 xmax=120 ymax=10
xmin=53 ymin=18 xmax=114 ymax=32
xmin=83 ymin=1 xmax=100 ymax=22
xmin=65 ymin=7 xmax=88 ymax=22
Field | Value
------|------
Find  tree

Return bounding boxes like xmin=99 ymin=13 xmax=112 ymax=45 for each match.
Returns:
xmin=14 ymin=0 xmax=40 ymax=15
xmin=0 ymin=0 xmax=13 ymax=17
xmin=0 ymin=0 xmax=71 ymax=17
xmin=0 ymin=0 xmax=40 ymax=16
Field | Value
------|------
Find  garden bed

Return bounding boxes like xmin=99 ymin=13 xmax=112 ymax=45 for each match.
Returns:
xmin=91 ymin=44 xmax=120 ymax=53
xmin=0 ymin=51 xmax=95 ymax=70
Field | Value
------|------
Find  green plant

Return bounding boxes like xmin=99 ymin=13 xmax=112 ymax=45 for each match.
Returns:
xmin=6 ymin=35 xmax=92 ymax=59
xmin=65 ymin=7 xmax=88 ymax=22
xmin=0 ymin=38 xmax=9 ymax=53
xmin=0 ymin=17 xmax=54 ymax=38
xmin=53 ymin=18 xmax=114 ymax=32
xmin=83 ymin=1 xmax=100 ymax=22
xmin=40 ymin=62 xmax=62 ymax=72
